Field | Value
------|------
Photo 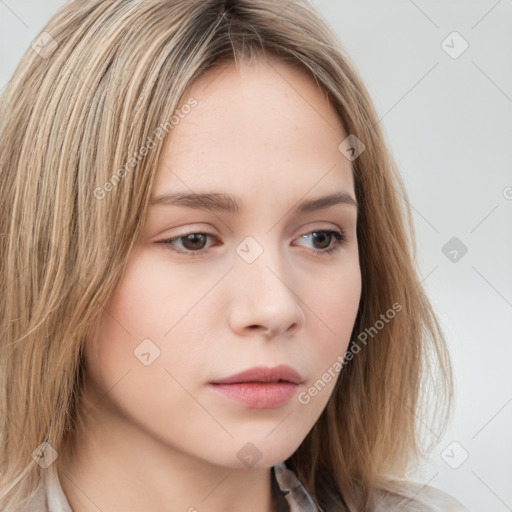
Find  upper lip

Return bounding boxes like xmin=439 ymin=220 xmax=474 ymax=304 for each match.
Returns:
xmin=210 ymin=365 xmax=303 ymax=385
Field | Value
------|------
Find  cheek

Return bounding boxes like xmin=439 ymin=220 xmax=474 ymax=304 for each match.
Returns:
xmin=92 ymin=249 xmax=194 ymax=348
xmin=82 ymin=251 xmax=212 ymax=398
xmin=81 ymin=256 xmax=164 ymax=393
xmin=81 ymin=283 xmax=203 ymax=441
xmin=308 ymin=262 xmax=361 ymax=342
xmin=299 ymin=263 xmax=361 ymax=393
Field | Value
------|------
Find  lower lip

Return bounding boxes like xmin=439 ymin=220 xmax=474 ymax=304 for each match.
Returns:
xmin=208 ymin=382 xmax=299 ymax=408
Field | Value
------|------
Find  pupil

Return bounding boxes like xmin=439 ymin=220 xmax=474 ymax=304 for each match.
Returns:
xmin=312 ymin=232 xmax=330 ymax=249
xmin=184 ymin=234 xmax=206 ymax=250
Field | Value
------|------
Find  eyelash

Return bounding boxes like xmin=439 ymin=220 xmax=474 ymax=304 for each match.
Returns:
xmin=157 ymin=229 xmax=347 ymax=257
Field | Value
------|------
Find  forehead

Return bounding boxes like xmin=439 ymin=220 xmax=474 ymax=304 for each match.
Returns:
xmin=153 ymin=55 xmax=354 ymax=201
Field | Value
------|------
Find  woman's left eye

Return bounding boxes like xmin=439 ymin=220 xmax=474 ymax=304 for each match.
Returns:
xmin=296 ymin=229 xmax=346 ymax=255
xmin=157 ymin=229 xmax=347 ymax=257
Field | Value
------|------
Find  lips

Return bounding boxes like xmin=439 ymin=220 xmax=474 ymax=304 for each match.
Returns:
xmin=210 ymin=364 xmax=303 ymax=385
xmin=208 ymin=365 xmax=303 ymax=408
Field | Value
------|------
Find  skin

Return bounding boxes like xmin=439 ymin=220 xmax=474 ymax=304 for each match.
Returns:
xmin=58 ymin=54 xmax=362 ymax=512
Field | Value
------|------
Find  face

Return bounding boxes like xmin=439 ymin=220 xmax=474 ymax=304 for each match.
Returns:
xmin=82 ymin=55 xmax=361 ymax=470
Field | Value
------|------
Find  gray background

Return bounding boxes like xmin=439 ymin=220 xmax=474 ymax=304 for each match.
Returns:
xmin=1 ymin=1 xmax=511 ymax=511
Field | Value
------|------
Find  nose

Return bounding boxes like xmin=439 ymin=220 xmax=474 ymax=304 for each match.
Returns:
xmin=227 ymin=249 xmax=305 ymax=339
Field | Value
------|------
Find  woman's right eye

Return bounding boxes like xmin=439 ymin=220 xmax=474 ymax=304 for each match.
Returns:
xmin=157 ymin=232 xmax=217 ymax=256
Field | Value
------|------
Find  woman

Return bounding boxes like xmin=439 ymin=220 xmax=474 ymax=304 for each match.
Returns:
xmin=0 ymin=0 xmax=470 ymax=510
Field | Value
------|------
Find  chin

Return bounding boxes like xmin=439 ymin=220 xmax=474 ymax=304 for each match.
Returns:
xmin=199 ymin=435 xmax=303 ymax=470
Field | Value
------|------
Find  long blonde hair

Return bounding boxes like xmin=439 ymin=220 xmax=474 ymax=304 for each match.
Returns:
xmin=0 ymin=1 xmax=453 ymax=510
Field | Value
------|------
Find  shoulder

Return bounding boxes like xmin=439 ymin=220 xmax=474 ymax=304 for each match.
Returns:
xmin=373 ymin=479 xmax=471 ymax=512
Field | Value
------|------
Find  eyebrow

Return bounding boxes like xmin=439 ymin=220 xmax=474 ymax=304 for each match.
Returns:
xmin=150 ymin=191 xmax=359 ymax=214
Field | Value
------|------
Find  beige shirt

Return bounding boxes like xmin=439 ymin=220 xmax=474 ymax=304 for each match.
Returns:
xmin=28 ymin=463 xmax=471 ymax=512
